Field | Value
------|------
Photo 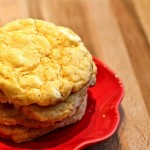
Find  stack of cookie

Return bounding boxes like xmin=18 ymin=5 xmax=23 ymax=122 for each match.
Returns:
xmin=0 ymin=19 xmax=97 ymax=143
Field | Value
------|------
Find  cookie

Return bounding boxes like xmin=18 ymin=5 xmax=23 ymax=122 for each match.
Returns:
xmin=0 ymin=103 xmax=54 ymax=128
xmin=0 ymin=95 xmax=87 ymax=143
xmin=0 ymin=19 xmax=95 ymax=106
xmin=21 ymin=85 xmax=88 ymax=122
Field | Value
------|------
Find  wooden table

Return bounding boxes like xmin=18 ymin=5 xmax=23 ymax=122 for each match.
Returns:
xmin=0 ymin=0 xmax=150 ymax=149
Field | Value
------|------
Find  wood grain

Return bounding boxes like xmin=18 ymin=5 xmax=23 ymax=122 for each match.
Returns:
xmin=0 ymin=0 xmax=150 ymax=149
xmin=81 ymin=0 xmax=150 ymax=149
xmin=0 ymin=0 xmax=29 ymax=25
xmin=112 ymin=0 xmax=150 ymax=116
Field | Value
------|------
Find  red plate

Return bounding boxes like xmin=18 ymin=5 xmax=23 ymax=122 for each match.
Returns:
xmin=0 ymin=57 xmax=124 ymax=150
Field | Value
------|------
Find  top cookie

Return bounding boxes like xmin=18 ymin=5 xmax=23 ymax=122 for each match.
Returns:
xmin=0 ymin=19 xmax=95 ymax=106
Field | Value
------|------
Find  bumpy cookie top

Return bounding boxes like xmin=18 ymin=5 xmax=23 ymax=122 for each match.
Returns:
xmin=0 ymin=19 xmax=94 ymax=106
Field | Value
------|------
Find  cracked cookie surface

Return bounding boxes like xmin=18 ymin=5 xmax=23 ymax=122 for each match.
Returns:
xmin=0 ymin=19 xmax=94 ymax=106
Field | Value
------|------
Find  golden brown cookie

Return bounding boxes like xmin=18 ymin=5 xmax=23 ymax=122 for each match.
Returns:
xmin=21 ymin=85 xmax=88 ymax=122
xmin=0 ymin=95 xmax=87 ymax=143
xmin=0 ymin=89 xmax=87 ymax=127
xmin=0 ymin=103 xmax=54 ymax=128
xmin=0 ymin=19 xmax=95 ymax=106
